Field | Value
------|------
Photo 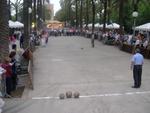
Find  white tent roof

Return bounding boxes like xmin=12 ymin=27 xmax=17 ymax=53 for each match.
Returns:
xmin=14 ymin=21 xmax=24 ymax=28
xmin=83 ymin=24 xmax=86 ymax=28
xmin=88 ymin=23 xmax=101 ymax=28
xmin=88 ymin=23 xmax=92 ymax=27
xmin=95 ymin=23 xmax=100 ymax=27
xmin=9 ymin=20 xmax=16 ymax=28
xmin=87 ymin=23 xmax=120 ymax=29
xmin=99 ymin=23 xmax=108 ymax=28
xmin=135 ymin=23 xmax=150 ymax=31
xmin=107 ymin=23 xmax=120 ymax=29
xmin=9 ymin=20 xmax=24 ymax=28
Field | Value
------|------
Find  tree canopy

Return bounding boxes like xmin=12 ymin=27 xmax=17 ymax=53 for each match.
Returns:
xmin=55 ymin=0 xmax=150 ymax=33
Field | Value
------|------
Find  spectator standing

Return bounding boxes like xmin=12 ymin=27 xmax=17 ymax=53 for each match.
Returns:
xmin=91 ymin=33 xmax=95 ymax=48
xmin=41 ymin=30 xmax=47 ymax=47
xmin=9 ymin=35 xmax=17 ymax=51
xmin=9 ymin=51 xmax=17 ymax=91
xmin=20 ymin=33 xmax=24 ymax=48
xmin=130 ymin=48 xmax=144 ymax=88
xmin=1 ymin=57 xmax=13 ymax=97
xmin=0 ymin=63 xmax=5 ymax=112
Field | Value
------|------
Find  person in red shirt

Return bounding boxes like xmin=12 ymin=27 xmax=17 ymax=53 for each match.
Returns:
xmin=1 ymin=57 xmax=12 ymax=97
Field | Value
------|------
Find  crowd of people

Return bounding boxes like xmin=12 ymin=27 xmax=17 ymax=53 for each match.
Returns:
xmin=0 ymin=29 xmax=49 ymax=98
xmin=1 ymin=28 xmax=150 ymax=97
xmin=0 ymin=52 xmax=18 ymax=98
xmin=0 ymin=49 xmax=18 ymax=112
xmin=48 ymin=28 xmax=81 ymax=37
xmin=88 ymin=30 xmax=150 ymax=50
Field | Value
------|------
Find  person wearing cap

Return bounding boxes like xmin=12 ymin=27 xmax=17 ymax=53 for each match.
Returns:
xmin=131 ymin=48 xmax=144 ymax=88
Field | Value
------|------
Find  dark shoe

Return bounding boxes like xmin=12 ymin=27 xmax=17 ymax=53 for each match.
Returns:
xmin=131 ymin=86 xmax=138 ymax=88
xmin=5 ymin=94 xmax=12 ymax=98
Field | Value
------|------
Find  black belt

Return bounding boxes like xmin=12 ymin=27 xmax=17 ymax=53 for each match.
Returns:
xmin=134 ymin=65 xmax=142 ymax=66
xmin=134 ymin=65 xmax=142 ymax=68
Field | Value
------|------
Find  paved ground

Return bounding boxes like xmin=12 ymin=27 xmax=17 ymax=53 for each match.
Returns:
xmin=3 ymin=36 xmax=150 ymax=113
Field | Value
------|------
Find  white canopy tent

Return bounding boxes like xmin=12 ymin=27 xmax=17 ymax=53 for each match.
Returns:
xmin=99 ymin=24 xmax=108 ymax=28
xmin=14 ymin=21 xmax=24 ymax=28
xmin=95 ymin=23 xmax=100 ymax=28
xmin=88 ymin=23 xmax=92 ymax=27
xmin=86 ymin=23 xmax=120 ymax=29
xmin=9 ymin=20 xmax=16 ymax=28
xmin=135 ymin=23 xmax=150 ymax=31
xmin=9 ymin=20 xmax=24 ymax=28
xmin=107 ymin=23 xmax=120 ymax=29
xmin=83 ymin=24 xmax=86 ymax=28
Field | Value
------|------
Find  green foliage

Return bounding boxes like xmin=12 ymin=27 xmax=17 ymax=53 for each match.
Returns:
xmin=123 ymin=1 xmax=133 ymax=33
xmin=45 ymin=7 xmax=51 ymax=20
xmin=54 ymin=9 xmax=66 ymax=21
xmin=137 ymin=2 xmax=150 ymax=25
xmin=55 ymin=0 xmax=150 ymax=33
xmin=10 ymin=0 xmax=23 ymax=21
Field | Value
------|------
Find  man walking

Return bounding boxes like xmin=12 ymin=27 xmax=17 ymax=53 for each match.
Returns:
xmin=91 ymin=33 xmax=95 ymax=48
xmin=131 ymin=48 xmax=144 ymax=88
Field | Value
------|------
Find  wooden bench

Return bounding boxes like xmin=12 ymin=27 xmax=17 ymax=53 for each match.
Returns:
xmin=121 ymin=43 xmax=150 ymax=59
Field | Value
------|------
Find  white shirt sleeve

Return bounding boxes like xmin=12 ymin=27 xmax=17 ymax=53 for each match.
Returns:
xmin=135 ymin=40 xmax=140 ymax=45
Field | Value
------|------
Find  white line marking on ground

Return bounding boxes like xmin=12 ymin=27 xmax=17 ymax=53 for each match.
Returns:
xmin=125 ymin=92 xmax=134 ymax=95
xmin=51 ymin=59 xmax=64 ymax=62
xmin=32 ymin=96 xmax=59 ymax=100
xmin=32 ymin=91 xmax=150 ymax=100
xmin=110 ymin=93 xmax=123 ymax=96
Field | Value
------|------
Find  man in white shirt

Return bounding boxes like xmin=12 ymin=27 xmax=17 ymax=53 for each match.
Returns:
xmin=131 ymin=48 xmax=144 ymax=88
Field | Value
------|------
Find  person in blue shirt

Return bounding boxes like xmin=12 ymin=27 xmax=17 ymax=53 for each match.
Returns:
xmin=131 ymin=48 xmax=144 ymax=88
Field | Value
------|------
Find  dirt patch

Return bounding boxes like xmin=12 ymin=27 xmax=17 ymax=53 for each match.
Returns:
xmin=11 ymin=86 xmax=25 ymax=98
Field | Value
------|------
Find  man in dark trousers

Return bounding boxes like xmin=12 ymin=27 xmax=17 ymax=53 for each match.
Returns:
xmin=20 ymin=33 xmax=24 ymax=48
xmin=131 ymin=48 xmax=144 ymax=88
xmin=91 ymin=33 xmax=95 ymax=48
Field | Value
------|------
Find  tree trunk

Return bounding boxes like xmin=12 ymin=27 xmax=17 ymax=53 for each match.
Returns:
xmin=99 ymin=0 xmax=103 ymax=25
xmin=37 ymin=0 xmax=43 ymax=29
xmin=16 ymin=7 xmax=18 ymax=21
xmin=40 ymin=0 xmax=43 ymax=28
xmin=75 ymin=0 xmax=78 ymax=28
xmin=80 ymin=0 xmax=83 ymax=32
xmin=0 ymin=0 xmax=9 ymax=58
xmin=85 ymin=0 xmax=89 ymax=29
xmin=119 ymin=0 xmax=124 ymax=35
xmin=107 ymin=0 xmax=111 ymax=24
xmin=37 ymin=0 xmax=40 ymax=29
xmin=8 ymin=0 xmax=11 ymax=20
xmin=68 ymin=0 xmax=71 ymax=26
xmin=91 ymin=0 xmax=95 ymax=34
xmin=43 ymin=0 xmax=45 ymax=22
xmin=33 ymin=0 xmax=37 ymax=31
xmin=133 ymin=0 xmax=140 ymax=11
xmin=103 ymin=0 xmax=107 ymax=33
xmin=29 ymin=0 xmax=32 ymax=33
xmin=23 ymin=0 xmax=29 ymax=49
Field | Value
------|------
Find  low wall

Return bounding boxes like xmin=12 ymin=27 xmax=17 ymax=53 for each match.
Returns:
xmin=121 ymin=43 xmax=150 ymax=59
